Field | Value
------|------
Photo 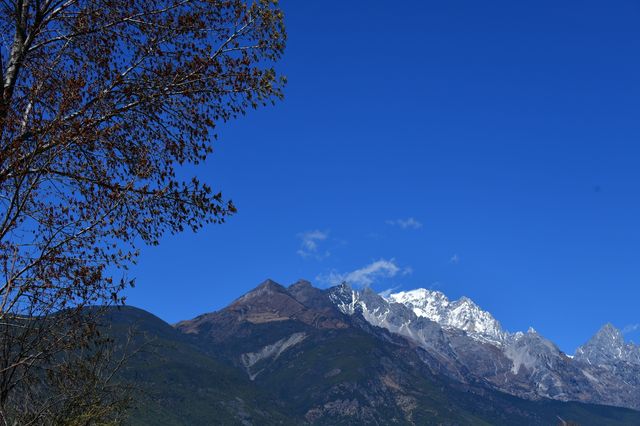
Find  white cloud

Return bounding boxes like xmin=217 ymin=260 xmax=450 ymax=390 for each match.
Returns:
xmin=386 ymin=217 xmax=423 ymax=230
xmin=316 ymin=258 xmax=411 ymax=288
xmin=622 ymin=324 xmax=640 ymax=335
xmin=297 ymin=230 xmax=329 ymax=259
xmin=449 ymin=254 xmax=460 ymax=264
xmin=378 ymin=286 xmax=401 ymax=298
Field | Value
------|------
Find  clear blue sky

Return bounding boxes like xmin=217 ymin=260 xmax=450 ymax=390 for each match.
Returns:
xmin=126 ymin=0 xmax=640 ymax=353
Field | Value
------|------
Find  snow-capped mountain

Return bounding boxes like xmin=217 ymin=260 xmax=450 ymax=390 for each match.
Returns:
xmin=386 ymin=288 xmax=508 ymax=344
xmin=165 ymin=279 xmax=640 ymax=424
xmin=328 ymin=282 xmax=640 ymax=410
xmin=178 ymin=278 xmax=640 ymax=413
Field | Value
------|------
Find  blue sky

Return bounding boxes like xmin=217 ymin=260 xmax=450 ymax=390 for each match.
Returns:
xmin=126 ymin=1 xmax=640 ymax=353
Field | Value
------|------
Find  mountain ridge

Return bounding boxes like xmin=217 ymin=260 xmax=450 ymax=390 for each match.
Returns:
xmin=97 ymin=279 xmax=640 ymax=424
xmin=323 ymin=281 xmax=640 ymax=410
xmin=386 ymin=288 xmax=508 ymax=345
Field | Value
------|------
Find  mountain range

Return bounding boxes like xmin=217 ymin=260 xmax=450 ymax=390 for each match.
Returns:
xmin=104 ymin=279 xmax=640 ymax=425
xmin=329 ymin=282 xmax=640 ymax=410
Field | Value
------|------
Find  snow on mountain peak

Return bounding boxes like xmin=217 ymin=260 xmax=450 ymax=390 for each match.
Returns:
xmin=574 ymin=323 xmax=640 ymax=366
xmin=387 ymin=289 xmax=450 ymax=322
xmin=386 ymin=288 xmax=507 ymax=344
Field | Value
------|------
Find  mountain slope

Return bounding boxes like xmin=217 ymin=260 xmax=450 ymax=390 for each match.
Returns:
xmin=162 ymin=280 xmax=640 ymax=425
xmin=98 ymin=306 xmax=294 ymax=426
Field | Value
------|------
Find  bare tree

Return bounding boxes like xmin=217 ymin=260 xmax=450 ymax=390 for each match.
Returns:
xmin=7 ymin=323 xmax=139 ymax=425
xmin=0 ymin=0 xmax=285 ymax=422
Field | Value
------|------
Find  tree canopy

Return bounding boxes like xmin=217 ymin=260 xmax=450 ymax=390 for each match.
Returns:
xmin=0 ymin=0 xmax=286 ymax=422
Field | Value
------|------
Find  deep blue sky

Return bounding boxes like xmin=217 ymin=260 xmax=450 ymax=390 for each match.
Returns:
xmin=126 ymin=1 xmax=640 ymax=353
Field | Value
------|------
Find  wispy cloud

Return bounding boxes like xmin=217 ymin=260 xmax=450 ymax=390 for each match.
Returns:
xmin=622 ymin=324 xmax=640 ymax=335
xmin=316 ymin=258 xmax=411 ymax=288
xmin=449 ymin=254 xmax=460 ymax=264
xmin=378 ymin=285 xmax=401 ymax=298
xmin=297 ymin=230 xmax=329 ymax=259
xmin=386 ymin=217 xmax=423 ymax=230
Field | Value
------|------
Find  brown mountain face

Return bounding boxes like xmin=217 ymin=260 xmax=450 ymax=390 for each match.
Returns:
xmin=175 ymin=279 xmax=348 ymax=342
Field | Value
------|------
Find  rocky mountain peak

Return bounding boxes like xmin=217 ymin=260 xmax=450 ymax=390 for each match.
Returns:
xmin=257 ymin=278 xmax=285 ymax=290
xmin=574 ymin=323 xmax=640 ymax=366
xmin=289 ymin=279 xmax=313 ymax=289
xmin=228 ymin=279 xmax=290 ymax=306
xmin=595 ymin=323 xmax=624 ymax=343
xmin=327 ymin=282 xmax=357 ymax=314
xmin=176 ymin=279 xmax=350 ymax=340
xmin=243 ymin=278 xmax=286 ymax=294
xmin=386 ymin=288 xmax=506 ymax=344
xmin=288 ymin=279 xmax=336 ymax=312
